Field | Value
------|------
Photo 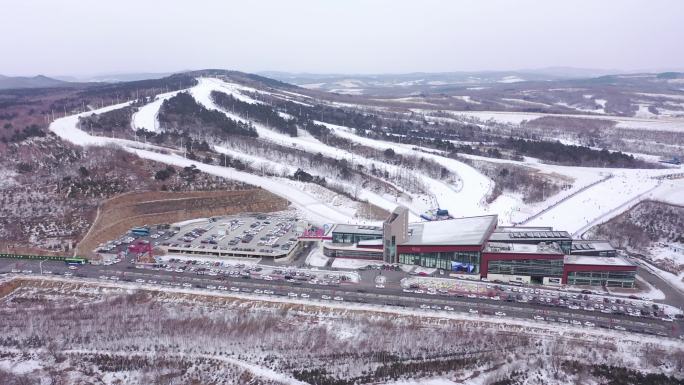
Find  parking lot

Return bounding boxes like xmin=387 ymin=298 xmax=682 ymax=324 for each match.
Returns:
xmin=154 ymin=255 xmax=360 ymax=285
xmin=401 ymin=276 xmax=676 ymax=321
xmin=96 ymin=212 xmax=302 ymax=261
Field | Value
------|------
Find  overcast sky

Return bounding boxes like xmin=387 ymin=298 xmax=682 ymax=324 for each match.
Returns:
xmin=2 ymin=0 xmax=682 ymax=77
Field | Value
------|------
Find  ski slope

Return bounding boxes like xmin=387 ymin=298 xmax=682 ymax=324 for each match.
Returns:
xmin=316 ymin=121 xmax=494 ymax=218
xmin=189 ymin=78 xmax=438 ymax=221
xmin=49 ymin=103 xmax=376 ymax=226
xmin=131 ymin=90 xmax=183 ymax=132
xmin=52 ymin=77 xmax=683 ymax=236
xmin=526 ymin=170 xmax=662 ymax=235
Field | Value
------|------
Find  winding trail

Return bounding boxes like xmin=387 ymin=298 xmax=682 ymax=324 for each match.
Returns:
xmin=49 ymin=102 xmax=364 ymax=225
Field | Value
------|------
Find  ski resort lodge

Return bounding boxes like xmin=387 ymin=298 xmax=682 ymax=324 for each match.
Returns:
xmin=323 ymin=206 xmax=637 ymax=288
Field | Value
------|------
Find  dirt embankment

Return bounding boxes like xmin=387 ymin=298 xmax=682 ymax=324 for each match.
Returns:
xmin=75 ymin=189 xmax=288 ymax=257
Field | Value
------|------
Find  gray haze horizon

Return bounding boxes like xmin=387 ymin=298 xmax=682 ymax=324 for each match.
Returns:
xmin=2 ymin=0 xmax=683 ymax=77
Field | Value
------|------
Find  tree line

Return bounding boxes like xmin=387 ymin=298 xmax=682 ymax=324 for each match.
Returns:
xmin=211 ymin=90 xmax=297 ymax=136
xmin=158 ymin=92 xmax=257 ymax=138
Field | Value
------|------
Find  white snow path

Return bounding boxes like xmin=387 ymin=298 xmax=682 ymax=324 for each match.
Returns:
xmin=131 ymin=90 xmax=183 ymax=132
xmin=190 ymin=78 xmax=431 ymax=220
xmin=49 ymin=103 xmax=364 ymax=225
xmin=212 ymin=144 xmax=407 ymax=219
xmin=317 ymin=121 xmax=494 ymax=218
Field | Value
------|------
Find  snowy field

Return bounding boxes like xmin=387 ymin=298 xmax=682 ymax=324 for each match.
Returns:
xmin=652 ymin=177 xmax=684 ymax=206
xmin=459 ymin=151 xmax=681 ymax=233
xmin=448 ymin=110 xmax=684 ymax=133
xmin=526 ymin=169 xmax=662 ymax=235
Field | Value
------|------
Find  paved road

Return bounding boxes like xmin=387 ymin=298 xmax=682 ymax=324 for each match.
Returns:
xmin=1 ymin=258 xmax=681 ymax=339
xmin=636 ymin=264 xmax=684 ymax=308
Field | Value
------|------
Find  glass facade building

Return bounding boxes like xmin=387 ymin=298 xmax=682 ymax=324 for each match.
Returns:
xmin=398 ymin=251 xmax=480 ymax=273
xmin=488 ymin=258 xmax=563 ymax=277
xmin=558 ymin=240 xmax=572 ymax=255
xmin=566 ymin=270 xmax=636 ymax=288
xmin=323 ymin=245 xmax=382 ymax=259
xmin=332 ymin=232 xmax=382 ymax=244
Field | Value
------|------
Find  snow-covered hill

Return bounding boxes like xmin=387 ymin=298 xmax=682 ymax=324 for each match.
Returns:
xmin=49 ymin=75 xmax=683 ymax=235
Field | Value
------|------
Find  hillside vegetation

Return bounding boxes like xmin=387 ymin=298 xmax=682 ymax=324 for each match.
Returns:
xmin=158 ymin=92 xmax=257 ymax=138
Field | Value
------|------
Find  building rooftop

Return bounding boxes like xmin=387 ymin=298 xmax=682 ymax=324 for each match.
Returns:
xmin=403 ymin=215 xmax=498 ymax=246
xmin=489 ymin=229 xmax=571 ymax=242
xmin=495 ymin=226 xmax=553 ymax=232
xmin=570 ymin=240 xmax=616 ymax=253
xmin=563 ymin=255 xmax=634 ymax=267
xmin=332 ymin=224 xmax=383 ymax=236
xmin=485 ymin=241 xmax=564 ymax=255
xmin=358 ymin=238 xmax=383 ymax=246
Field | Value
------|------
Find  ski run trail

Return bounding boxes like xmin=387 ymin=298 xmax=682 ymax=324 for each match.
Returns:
xmin=50 ymin=77 xmax=682 ymax=231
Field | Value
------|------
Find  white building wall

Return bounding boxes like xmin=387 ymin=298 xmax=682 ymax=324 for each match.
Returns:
xmin=487 ymin=273 xmax=531 ymax=284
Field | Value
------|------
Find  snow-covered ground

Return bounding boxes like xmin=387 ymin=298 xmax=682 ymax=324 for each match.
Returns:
xmin=312 ymin=118 xmax=680 ymax=236
xmin=318 ymin=120 xmax=494 ymax=218
xmin=640 ymin=259 xmax=684 ymax=296
xmin=3 ymin=275 xmax=681 ymax=385
xmin=49 ymin=103 xmax=373 ymax=226
xmin=458 ymin=149 xmax=680 ymax=234
xmin=131 ymin=90 xmax=183 ymax=132
xmin=126 ymin=148 xmax=365 ymax=225
xmin=331 ymin=258 xmax=385 ymax=269
xmin=604 ymin=275 xmax=665 ymax=301
xmin=449 ymin=110 xmax=684 ymax=132
xmin=498 ymin=76 xmax=525 ymax=83
xmin=526 ymin=169 xmax=662 ymax=235
xmin=238 ymin=87 xmax=681 ymax=234
xmin=189 ymin=78 xmax=450 ymax=221
xmin=305 ymin=243 xmax=329 ymax=267
xmin=49 ymin=77 xmax=684 ymax=240
xmin=13 ymin=275 xmax=680 ymax=346
xmin=648 ymin=245 xmax=684 ymax=269
xmin=651 ymin=177 xmax=684 ymax=206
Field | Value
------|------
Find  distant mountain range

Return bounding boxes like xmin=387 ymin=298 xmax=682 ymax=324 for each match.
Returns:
xmin=0 ymin=72 xmax=176 ymax=90
xmin=260 ymin=69 xmax=684 ymax=96
xmin=0 ymin=74 xmax=73 ymax=90
xmin=257 ymin=69 xmax=611 ymax=95
xmin=55 ymin=72 xmax=175 ymax=83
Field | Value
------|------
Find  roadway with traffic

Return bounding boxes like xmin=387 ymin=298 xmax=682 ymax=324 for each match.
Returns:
xmin=0 ymin=258 xmax=681 ymax=339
